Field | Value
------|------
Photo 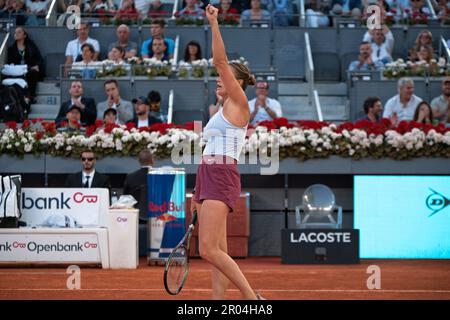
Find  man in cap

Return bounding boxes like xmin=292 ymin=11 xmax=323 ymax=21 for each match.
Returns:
xmin=131 ymin=96 xmax=163 ymax=128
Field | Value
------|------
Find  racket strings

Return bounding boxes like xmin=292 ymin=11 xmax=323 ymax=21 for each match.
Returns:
xmin=166 ymin=246 xmax=188 ymax=293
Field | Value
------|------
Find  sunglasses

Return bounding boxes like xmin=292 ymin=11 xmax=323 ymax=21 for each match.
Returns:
xmin=81 ymin=157 xmax=94 ymax=162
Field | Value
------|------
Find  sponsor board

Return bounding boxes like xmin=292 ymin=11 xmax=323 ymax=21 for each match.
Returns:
xmin=21 ymin=188 xmax=110 ymax=227
xmin=0 ymin=233 xmax=101 ymax=262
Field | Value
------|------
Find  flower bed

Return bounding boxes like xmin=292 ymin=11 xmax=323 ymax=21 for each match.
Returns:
xmin=382 ymin=58 xmax=450 ymax=79
xmin=1 ymin=118 xmax=449 ymax=161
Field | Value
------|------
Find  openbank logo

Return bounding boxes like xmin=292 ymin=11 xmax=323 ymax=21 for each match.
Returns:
xmin=426 ymin=188 xmax=450 ymax=217
xmin=0 ymin=241 xmax=98 ymax=254
xmin=22 ymin=192 xmax=98 ymax=210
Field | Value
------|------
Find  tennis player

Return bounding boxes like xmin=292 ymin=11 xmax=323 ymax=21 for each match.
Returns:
xmin=191 ymin=4 xmax=264 ymax=300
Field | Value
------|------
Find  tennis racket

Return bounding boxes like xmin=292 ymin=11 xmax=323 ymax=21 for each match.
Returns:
xmin=164 ymin=209 xmax=198 ymax=295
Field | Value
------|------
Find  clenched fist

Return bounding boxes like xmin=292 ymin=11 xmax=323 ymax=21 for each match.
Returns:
xmin=205 ymin=4 xmax=218 ymax=23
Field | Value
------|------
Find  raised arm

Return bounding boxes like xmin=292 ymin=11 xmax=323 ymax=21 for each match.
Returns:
xmin=206 ymin=5 xmax=247 ymax=107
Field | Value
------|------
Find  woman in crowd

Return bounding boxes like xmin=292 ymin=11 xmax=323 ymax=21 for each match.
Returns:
xmin=7 ymin=26 xmax=45 ymax=103
xmin=182 ymin=40 xmax=203 ymax=63
xmin=25 ymin=0 xmax=50 ymax=26
xmin=240 ymin=0 xmax=271 ymax=23
xmin=72 ymin=43 xmax=102 ymax=79
xmin=218 ymin=0 xmax=240 ymax=22
xmin=413 ymin=101 xmax=435 ymax=124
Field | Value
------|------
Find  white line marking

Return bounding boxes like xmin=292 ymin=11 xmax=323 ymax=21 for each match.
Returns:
xmin=0 ymin=289 xmax=449 ymax=293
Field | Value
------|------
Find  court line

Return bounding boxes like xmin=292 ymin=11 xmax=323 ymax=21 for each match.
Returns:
xmin=1 ymin=288 xmax=450 ymax=293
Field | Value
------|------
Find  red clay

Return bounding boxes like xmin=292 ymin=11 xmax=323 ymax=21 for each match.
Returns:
xmin=0 ymin=258 xmax=449 ymax=300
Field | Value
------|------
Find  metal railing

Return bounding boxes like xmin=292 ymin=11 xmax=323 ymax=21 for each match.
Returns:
xmin=167 ymin=89 xmax=174 ymax=124
xmin=172 ymin=0 xmax=179 ymax=19
xmin=45 ymin=0 xmax=58 ymax=27
xmin=304 ymin=32 xmax=314 ymax=104
xmin=304 ymin=32 xmax=323 ymax=121
xmin=299 ymin=0 xmax=306 ymax=27
xmin=173 ymin=35 xmax=180 ymax=65
xmin=439 ymin=36 xmax=450 ymax=61
xmin=0 ymin=32 xmax=10 ymax=69
xmin=425 ymin=0 xmax=438 ymax=20
xmin=313 ymin=89 xmax=323 ymax=121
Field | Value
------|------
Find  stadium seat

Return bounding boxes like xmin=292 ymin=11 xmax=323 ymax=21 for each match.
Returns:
xmin=172 ymin=109 xmax=207 ymax=126
xmin=313 ymin=52 xmax=341 ymax=82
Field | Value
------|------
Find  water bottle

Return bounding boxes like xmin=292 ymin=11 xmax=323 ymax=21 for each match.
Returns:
xmin=111 ymin=191 xmax=118 ymax=205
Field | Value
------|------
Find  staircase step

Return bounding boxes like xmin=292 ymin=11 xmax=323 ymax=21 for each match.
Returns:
xmin=278 ymin=82 xmax=347 ymax=96
xmin=29 ymin=104 xmax=58 ymax=119
xmin=36 ymin=81 xmax=60 ymax=95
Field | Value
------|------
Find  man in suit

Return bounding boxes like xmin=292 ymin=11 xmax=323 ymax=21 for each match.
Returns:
xmin=65 ymin=150 xmax=111 ymax=192
xmin=96 ymin=79 xmax=134 ymax=125
xmin=123 ymin=149 xmax=154 ymax=256
xmin=130 ymin=96 xmax=162 ymax=128
xmin=56 ymin=81 xmax=97 ymax=126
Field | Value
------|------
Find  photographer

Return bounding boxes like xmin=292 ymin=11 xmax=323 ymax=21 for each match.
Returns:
xmin=348 ymin=41 xmax=384 ymax=72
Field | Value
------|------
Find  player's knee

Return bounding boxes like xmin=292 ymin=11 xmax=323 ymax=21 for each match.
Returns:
xmin=199 ymin=242 xmax=216 ymax=262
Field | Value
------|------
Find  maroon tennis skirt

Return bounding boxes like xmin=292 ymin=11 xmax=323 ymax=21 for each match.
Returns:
xmin=193 ymin=155 xmax=241 ymax=213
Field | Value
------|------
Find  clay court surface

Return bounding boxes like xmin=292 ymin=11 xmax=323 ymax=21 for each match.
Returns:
xmin=0 ymin=258 xmax=449 ymax=300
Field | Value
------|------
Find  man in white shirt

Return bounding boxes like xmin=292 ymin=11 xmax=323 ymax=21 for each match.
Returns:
xmin=64 ymin=22 xmax=100 ymax=75
xmin=383 ymin=77 xmax=423 ymax=125
xmin=362 ymin=27 xmax=394 ymax=65
xmin=248 ymin=81 xmax=283 ymax=125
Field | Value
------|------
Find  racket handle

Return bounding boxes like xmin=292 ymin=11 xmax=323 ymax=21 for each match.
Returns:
xmin=191 ymin=210 xmax=198 ymax=226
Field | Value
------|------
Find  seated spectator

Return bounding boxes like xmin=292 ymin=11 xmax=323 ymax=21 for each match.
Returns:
xmin=383 ymin=77 xmax=423 ymax=125
xmin=217 ymin=0 xmax=240 ymax=22
xmin=270 ymin=0 xmax=295 ymax=26
xmin=331 ymin=0 xmax=363 ymax=18
xmin=86 ymin=0 xmax=116 ymax=16
xmin=7 ymin=26 xmax=45 ymax=103
xmin=108 ymin=25 xmax=138 ymax=59
xmin=436 ymin=0 xmax=450 ymax=21
xmin=413 ymin=101 xmax=434 ymax=124
xmin=348 ymin=41 xmax=384 ymax=71
xmin=133 ymin=0 xmax=152 ymax=18
xmin=147 ymin=90 xmax=167 ymax=122
xmin=115 ymin=0 xmax=140 ymax=21
xmin=363 ymin=28 xmax=393 ymax=65
xmin=149 ymin=36 xmax=170 ymax=61
xmin=130 ymin=96 xmax=162 ymax=128
xmin=65 ymin=150 xmax=111 ymax=190
xmin=408 ymin=0 xmax=431 ymax=17
xmin=57 ymin=104 xmax=85 ymax=132
xmin=108 ymin=45 xmax=126 ymax=64
xmin=56 ymin=80 xmax=97 ymax=126
xmin=141 ymin=18 xmax=174 ymax=59
xmin=414 ymin=30 xmax=434 ymax=52
xmin=241 ymin=0 xmax=271 ymax=24
xmin=360 ymin=96 xmax=383 ymax=123
xmin=97 ymin=79 xmax=134 ymax=125
xmin=71 ymin=43 xmax=102 ymax=79
xmin=65 ymin=22 xmax=100 ymax=76
xmin=248 ymin=80 xmax=283 ymax=125
xmin=181 ymin=40 xmax=202 ymax=63
xmin=25 ymin=0 xmax=50 ymax=26
xmin=57 ymin=0 xmax=84 ymax=13
xmin=148 ymin=0 xmax=169 ymax=18
xmin=0 ymin=0 xmax=27 ymax=25
xmin=176 ymin=0 xmax=205 ymax=17
xmin=415 ymin=44 xmax=434 ymax=63
xmin=430 ymin=76 xmax=450 ymax=124
xmin=103 ymin=107 xmax=118 ymax=125
xmin=305 ymin=0 xmax=331 ymax=27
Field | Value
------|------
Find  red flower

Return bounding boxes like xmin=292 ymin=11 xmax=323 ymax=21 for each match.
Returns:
xmin=257 ymin=120 xmax=277 ymax=130
xmin=184 ymin=122 xmax=195 ymax=131
xmin=60 ymin=120 xmax=68 ymax=128
xmin=5 ymin=121 xmax=17 ymax=130
xmin=21 ymin=119 xmax=31 ymax=129
xmin=273 ymin=117 xmax=289 ymax=128
xmin=85 ymin=125 xmax=96 ymax=137
xmin=34 ymin=131 xmax=44 ymax=140
xmin=95 ymin=119 xmax=104 ymax=128
xmin=125 ymin=122 xmax=136 ymax=131
xmin=104 ymin=123 xmax=119 ymax=134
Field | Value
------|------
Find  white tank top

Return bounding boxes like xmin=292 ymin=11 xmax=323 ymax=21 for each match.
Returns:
xmin=202 ymin=108 xmax=248 ymax=161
